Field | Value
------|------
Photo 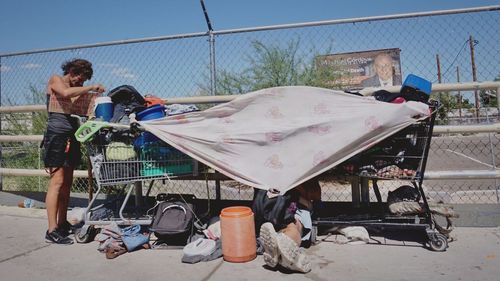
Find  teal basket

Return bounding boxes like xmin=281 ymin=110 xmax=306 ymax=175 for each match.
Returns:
xmin=139 ymin=143 xmax=193 ymax=176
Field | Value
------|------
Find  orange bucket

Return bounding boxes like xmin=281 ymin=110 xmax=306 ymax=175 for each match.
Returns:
xmin=220 ymin=206 xmax=257 ymax=263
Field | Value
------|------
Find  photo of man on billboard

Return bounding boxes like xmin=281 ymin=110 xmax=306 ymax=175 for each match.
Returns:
xmin=361 ymin=52 xmax=402 ymax=87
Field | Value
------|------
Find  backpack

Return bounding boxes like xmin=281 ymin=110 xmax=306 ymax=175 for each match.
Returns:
xmin=150 ymin=198 xmax=195 ymax=245
xmin=252 ymin=188 xmax=298 ymax=236
xmin=107 ymin=85 xmax=146 ymax=123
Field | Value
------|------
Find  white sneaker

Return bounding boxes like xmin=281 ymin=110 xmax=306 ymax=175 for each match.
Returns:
xmin=260 ymin=223 xmax=280 ymax=268
xmin=276 ymin=233 xmax=311 ymax=273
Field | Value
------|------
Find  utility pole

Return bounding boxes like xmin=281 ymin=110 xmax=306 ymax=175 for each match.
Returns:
xmin=436 ymin=54 xmax=443 ymax=104
xmin=456 ymin=66 xmax=462 ymax=120
xmin=469 ymin=35 xmax=479 ymax=119
xmin=436 ymin=54 xmax=442 ymax=83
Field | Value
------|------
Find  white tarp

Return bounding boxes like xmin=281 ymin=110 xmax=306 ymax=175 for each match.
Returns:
xmin=139 ymin=86 xmax=430 ymax=194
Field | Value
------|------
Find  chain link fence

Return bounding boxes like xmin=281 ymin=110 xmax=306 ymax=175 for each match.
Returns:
xmin=1 ymin=7 xmax=499 ymax=203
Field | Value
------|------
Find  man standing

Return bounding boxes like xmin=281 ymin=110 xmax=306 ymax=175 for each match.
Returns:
xmin=43 ymin=59 xmax=105 ymax=244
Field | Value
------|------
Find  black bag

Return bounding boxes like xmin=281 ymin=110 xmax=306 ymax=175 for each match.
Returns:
xmin=252 ymin=188 xmax=298 ymax=236
xmin=107 ymin=85 xmax=146 ymax=123
xmin=387 ymin=185 xmax=421 ymax=205
xmin=150 ymin=199 xmax=195 ymax=245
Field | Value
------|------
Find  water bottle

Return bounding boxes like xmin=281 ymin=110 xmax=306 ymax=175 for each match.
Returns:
xmin=25 ymin=199 xmax=34 ymax=208
xmin=18 ymin=199 xmax=34 ymax=208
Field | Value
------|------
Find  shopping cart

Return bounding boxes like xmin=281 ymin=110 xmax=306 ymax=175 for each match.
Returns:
xmin=74 ymin=122 xmax=198 ymax=243
xmin=312 ymin=100 xmax=450 ymax=251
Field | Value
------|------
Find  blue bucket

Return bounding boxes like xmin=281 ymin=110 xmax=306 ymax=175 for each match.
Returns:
xmin=136 ymin=104 xmax=166 ymax=121
xmin=134 ymin=133 xmax=161 ymax=147
xmin=135 ymin=105 xmax=166 ymax=145
xmin=94 ymin=97 xmax=113 ymax=122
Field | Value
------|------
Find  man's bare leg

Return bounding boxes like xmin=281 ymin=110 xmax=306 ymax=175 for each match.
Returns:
xmin=46 ymin=168 xmax=65 ymax=232
xmin=280 ymin=220 xmax=303 ymax=246
xmin=276 ymin=220 xmax=311 ymax=273
xmin=57 ymin=167 xmax=73 ymax=227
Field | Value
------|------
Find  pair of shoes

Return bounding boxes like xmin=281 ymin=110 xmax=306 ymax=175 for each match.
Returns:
xmin=58 ymin=221 xmax=74 ymax=237
xmin=276 ymin=233 xmax=311 ymax=273
xmin=45 ymin=230 xmax=74 ymax=245
xmin=105 ymin=244 xmax=127 ymax=259
xmin=260 ymin=223 xmax=280 ymax=268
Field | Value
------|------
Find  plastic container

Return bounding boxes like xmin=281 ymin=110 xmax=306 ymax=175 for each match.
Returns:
xmin=134 ymin=132 xmax=161 ymax=146
xmin=94 ymin=97 xmax=114 ymax=122
xmin=18 ymin=199 xmax=34 ymax=208
xmin=135 ymin=104 xmax=166 ymax=144
xmin=401 ymin=74 xmax=432 ymax=103
xmin=139 ymin=144 xmax=193 ymax=176
xmin=220 ymin=206 xmax=256 ymax=263
xmin=136 ymin=104 xmax=166 ymax=121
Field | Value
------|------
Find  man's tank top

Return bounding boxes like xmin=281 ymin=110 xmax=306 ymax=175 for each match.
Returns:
xmin=46 ymin=95 xmax=78 ymax=134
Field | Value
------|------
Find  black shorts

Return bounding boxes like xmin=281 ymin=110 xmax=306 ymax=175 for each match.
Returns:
xmin=43 ymin=132 xmax=81 ymax=168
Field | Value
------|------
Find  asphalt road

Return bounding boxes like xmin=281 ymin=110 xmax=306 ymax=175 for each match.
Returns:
xmin=427 ymin=134 xmax=499 ymax=171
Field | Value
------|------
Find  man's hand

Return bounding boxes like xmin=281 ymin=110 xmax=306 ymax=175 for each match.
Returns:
xmin=92 ymin=84 xmax=106 ymax=94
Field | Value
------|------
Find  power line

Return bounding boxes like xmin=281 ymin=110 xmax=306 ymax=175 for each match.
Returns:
xmin=433 ymin=38 xmax=478 ymax=83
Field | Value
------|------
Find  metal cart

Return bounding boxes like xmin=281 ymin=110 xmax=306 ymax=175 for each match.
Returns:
xmin=74 ymin=123 xmax=198 ymax=243
xmin=312 ymin=100 xmax=450 ymax=251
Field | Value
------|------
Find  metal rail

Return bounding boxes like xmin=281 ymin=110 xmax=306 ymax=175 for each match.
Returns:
xmin=1 ymin=167 xmax=498 ymax=180
xmin=1 ymin=81 xmax=499 ymax=113
xmin=0 ymin=123 xmax=498 ymax=143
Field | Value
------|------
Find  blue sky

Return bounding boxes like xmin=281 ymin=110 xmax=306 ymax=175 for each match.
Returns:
xmin=1 ymin=0 xmax=499 ymax=54
xmin=0 ymin=0 xmax=498 ymax=106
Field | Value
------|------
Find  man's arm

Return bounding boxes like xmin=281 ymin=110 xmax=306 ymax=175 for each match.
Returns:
xmin=49 ymin=75 xmax=104 ymax=98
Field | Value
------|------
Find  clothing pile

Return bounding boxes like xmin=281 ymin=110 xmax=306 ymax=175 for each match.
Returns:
xmin=95 ymin=223 xmax=150 ymax=259
xmin=387 ymin=185 xmax=459 ymax=238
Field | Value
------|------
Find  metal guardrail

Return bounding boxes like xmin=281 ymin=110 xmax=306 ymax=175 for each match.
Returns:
xmin=1 ymin=123 xmax=499 ymax=143
xmin=0 ymin=168 xmax=499 ymax=181
xmin=1 ymin=81 xmax=499 ymax=113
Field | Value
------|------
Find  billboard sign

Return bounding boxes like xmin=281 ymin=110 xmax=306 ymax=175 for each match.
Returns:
xmin=316 ymin=48 xmax=402 ymax=89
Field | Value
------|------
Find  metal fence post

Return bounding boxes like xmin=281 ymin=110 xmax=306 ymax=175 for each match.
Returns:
xmin=201 ymin=0 xmax=216 ymax=96
xmin=209 ymin=31 xmax=217 ymax=96
xmin=0 ymin=56 xmax=3 ymax=191
xmin=497 ymin=87 xmax=500 ymax=117
xmin=496 ymin=86 xmax=500 ymax=203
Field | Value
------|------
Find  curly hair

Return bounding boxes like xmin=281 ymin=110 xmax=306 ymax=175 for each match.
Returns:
xmin=61 ymin=58 xmax=93 ymax=80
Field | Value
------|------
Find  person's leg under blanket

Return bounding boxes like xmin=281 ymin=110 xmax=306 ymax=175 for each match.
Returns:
xmin=260 ymin=209 xmax=312 ymax=273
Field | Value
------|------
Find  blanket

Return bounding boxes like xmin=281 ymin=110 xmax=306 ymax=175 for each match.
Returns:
xmin=138 ymin=86 xmax=429 ymax=194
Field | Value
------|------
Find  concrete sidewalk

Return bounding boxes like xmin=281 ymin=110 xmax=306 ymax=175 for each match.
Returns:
xmin=1 ymin=205 xmax=499 ymax=281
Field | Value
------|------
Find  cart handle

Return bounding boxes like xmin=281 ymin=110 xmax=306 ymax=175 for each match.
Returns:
xmin=74 ymin=121 xmax=112 ymax=142
xmin=74 ymin=115 xmax=141 ymax=143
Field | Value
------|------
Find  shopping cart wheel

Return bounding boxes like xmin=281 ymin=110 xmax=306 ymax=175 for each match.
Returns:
xmin=428 ymin=233 xmax=448 ymax=252
xmin=74 ymin=225 xmax=97 ymax=243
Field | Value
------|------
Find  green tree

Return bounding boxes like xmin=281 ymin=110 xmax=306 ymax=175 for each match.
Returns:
xmin=432 ymin=92 xmax=455 ymax=122
xmin=199 ymin=39 xmax=340 ymax=98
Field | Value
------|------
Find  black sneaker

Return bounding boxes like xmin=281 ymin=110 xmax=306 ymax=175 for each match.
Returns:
xmin=58 ymin=221 xmax=74 ymax=237
xmin=45 ymin=230 xmax=74 ymax=245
